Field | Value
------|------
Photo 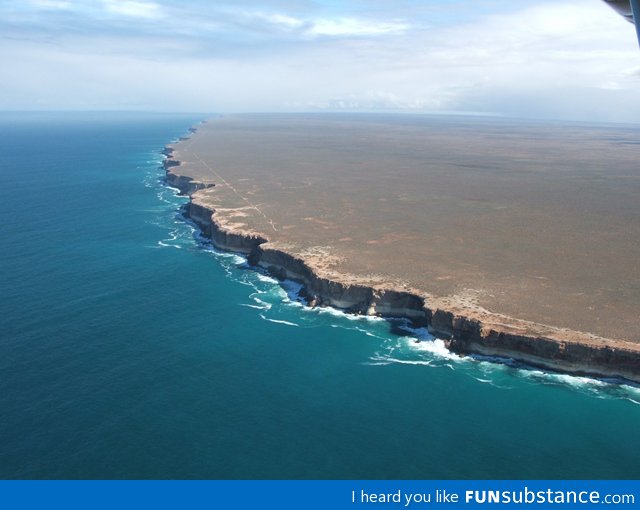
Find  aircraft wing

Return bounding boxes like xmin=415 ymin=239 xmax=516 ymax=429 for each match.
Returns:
xmin=602 ymin=0 xmax=640 ymax=45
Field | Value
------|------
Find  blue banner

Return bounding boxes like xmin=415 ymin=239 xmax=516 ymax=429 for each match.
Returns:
xmin=1 ymin=480 xmax=638 ymax=510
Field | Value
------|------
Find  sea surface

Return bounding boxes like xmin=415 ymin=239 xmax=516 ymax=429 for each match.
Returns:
xmin=1 ymin=112 xmax=639 ymax=479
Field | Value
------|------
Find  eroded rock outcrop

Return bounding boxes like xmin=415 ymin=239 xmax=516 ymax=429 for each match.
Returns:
xmin=164 ymin=158 xmax=213 ymax=196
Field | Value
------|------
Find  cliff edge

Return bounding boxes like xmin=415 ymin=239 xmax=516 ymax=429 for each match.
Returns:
xmin=162 ymin=121 xmax=640 ymax=384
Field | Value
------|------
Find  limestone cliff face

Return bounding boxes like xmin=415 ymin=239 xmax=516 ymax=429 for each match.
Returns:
xmin=257 ymin=246 xmax=427 ymax=320
xmin=170 ymin=172 xmax=429 ymax=323
xmin=434 ymin=310 xmax=640 ymax=382
xmin=166 ymin=172 xmax=210 ymax=196
xmin=163 ymin=144 xmax=640 ymax=384
xmin=188 ymin=202 xmax=266 ymax=254
xmin=164 ymin=157 xmax=212 ymax=196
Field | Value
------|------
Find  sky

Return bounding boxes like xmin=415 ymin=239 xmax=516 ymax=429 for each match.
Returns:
xmin=1 ymin=0 xmax=640 ymax=121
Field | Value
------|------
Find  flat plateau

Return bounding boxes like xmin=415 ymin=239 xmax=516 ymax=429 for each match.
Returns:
xmin=166 ymin=113 xmax=640 ymax=382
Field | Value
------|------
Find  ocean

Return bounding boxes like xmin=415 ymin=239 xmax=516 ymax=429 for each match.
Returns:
xmin=0 ymin=112 xmax=639 ymax=479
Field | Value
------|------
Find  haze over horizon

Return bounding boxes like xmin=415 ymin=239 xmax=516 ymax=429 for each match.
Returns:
xmin=2 ymin=0 xmax=640 ymax=122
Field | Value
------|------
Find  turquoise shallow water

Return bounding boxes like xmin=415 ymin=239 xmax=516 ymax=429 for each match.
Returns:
xmin=0 ymin=112 xmax=639 ymax=479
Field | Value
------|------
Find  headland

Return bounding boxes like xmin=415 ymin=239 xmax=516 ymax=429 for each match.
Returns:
xmin=164 ymin=114 xmax=640 ymax=383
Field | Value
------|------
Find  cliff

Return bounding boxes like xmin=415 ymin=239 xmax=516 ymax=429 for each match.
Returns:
xmin=163 ymin=147 xmax=213 ymax=196
xmin=163 ymin=141 xmax=640 ymax=385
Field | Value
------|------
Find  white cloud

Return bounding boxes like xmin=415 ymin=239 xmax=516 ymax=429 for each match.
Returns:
xmin=102 ymin=0 xmax=162 ymax=19
xmin=307 ymin=17 xmax=409 ymax=37
xmin=252 ymin=11 xmax=409 ymax=38
xmin=299 ymin=90 xmax=456 ymax=111
xmin=29 ymin=0 xmax=74 ymax=9
xmin=2 ymin=0 xmax=640 ymax=122
xmin=256 ymin=13 xmax=305 ymax=30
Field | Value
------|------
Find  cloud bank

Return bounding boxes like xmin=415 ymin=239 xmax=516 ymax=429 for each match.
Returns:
xmin=1 ymin=0 xmax=639 ymax=122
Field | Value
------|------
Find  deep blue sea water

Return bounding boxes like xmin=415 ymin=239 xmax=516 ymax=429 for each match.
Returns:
xmin=1 ymin=112 xmax=639 ymax=479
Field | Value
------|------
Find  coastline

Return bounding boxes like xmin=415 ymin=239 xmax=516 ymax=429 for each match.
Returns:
xmin=163 ymin=127 xmax=640 ymax=385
